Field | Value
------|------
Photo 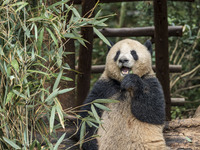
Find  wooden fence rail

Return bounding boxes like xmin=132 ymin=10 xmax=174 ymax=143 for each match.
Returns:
xmin=75 ymin=65 xmax=182 ymax=74
xmin=94 ymin=26 xmax=182 ymax=38
xmin=72 ymin=0 xmax=194 ymax=4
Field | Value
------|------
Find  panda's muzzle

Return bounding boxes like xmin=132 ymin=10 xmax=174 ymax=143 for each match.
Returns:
xmin=118 ymin=57 xmax=132 ymax=76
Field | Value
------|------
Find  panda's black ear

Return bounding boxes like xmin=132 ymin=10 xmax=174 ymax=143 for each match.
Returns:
xmin=144 ymin=40 xmax=152 ymax=56
xmin=107 ymin=40 xmax=115 ymax=52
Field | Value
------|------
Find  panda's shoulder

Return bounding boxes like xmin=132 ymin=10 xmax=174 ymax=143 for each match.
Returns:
xmin=142 ymin=75 xmax=162 ymax=87
xmin=94 ymin=78 xmax=121 ymax=93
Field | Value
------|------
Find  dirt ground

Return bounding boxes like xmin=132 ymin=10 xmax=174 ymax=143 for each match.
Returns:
xmin=47 ymin=117 xmax=200 ymax=149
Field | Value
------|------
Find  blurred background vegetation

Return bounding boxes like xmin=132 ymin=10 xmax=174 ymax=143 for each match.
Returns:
xmin=0 ymin=0 xmax=200 ymax=149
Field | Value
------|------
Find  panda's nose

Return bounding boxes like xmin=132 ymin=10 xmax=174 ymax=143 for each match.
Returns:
xmin=119 ymin=58 xmax=129 ymax=64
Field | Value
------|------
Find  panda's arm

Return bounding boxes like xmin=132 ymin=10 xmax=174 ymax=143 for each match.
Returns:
xmin=78 ymin=79 xmax=120 ymax=150
xmin=121 ymin=74 xmax=165 ymax=125
xmin=80 ymin=78 xmax=120 ymax=118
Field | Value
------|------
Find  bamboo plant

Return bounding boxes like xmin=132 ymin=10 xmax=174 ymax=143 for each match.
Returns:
xmin=0 ymin=0 xmax=111 ymax=149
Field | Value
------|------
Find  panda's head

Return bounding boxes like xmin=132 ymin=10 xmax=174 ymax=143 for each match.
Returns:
xmin=104 ymin=39 xmax=154 ymax=81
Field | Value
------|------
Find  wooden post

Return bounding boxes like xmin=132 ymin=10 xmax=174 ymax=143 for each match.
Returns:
xmin=58 ymin=39 xmax=76 ymax=109
xmin=153 ymin=0 xmax=171 ymax=120
xmin=76 ymin=0 xmax=95 ymax=106
xmin=58 ymin=2 xmax=76 ymax=109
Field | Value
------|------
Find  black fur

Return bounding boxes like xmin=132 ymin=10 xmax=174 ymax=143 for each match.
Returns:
xmin=114 ymin=50 xmax=120 ymax=62
xmin=144 ymin=40 xmax=153 ymax=55
xmin=131 ymin=50 xmax=138 ymax=61
xmin=79 ymin=74 xmax=165 ymax=149
xmin=121 ymin=74 xmax=165 ymax=125
xmin=78 ymin=79 xmax=121 ymax=150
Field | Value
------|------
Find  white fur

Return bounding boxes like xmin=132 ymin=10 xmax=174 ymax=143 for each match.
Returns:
xmin=104 ymin=39 xmax=154 ymax=81
xmin=97 ymin=39 xmax=167 ymax=150
xmin=97 ymin=95 xmax=167 ymax=150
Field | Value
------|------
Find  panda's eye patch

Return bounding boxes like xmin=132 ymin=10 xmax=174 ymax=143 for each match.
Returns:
xmin=131 ymin=50 xmax=138 ymax=61
xmin=114 ymin=50 xmax=120 ymax=62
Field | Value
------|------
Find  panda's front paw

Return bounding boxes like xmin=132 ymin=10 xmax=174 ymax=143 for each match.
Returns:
xmin=121 ymin=74 xmax=142 ymax=91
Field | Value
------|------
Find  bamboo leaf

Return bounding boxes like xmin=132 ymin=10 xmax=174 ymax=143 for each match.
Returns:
xmin=11 ymin=2 xmax=27 ymax=7
xmin=80 ymin=121 xmax=86 ymax=148
xmin=52 ymin=73 xmax=73 ymax=81
xmin=13 ymin=89 xmax=27 ymax=99
xmin=0 ymin=46 xmax=4 ymax=56
xmin=34 ymin=24 xmax=38 ymax=40
xmin=92 ymin=99 xmax=119 ymax=104
xmin=93 ymin=27 xmax=111 ymax=46
xmin=86 ymin=120 xmax=93 ymax=127
xmin=91 ymin=104 xmax=100 ymax=123
xmin=37 ymin=28 xmax=44 ymax=55
xmin=53 ymin=133 xmax=66 ymax=150
xmin=71 ymin=30 xmax=87 ymax=47
xmin=46 ymin=27 xmax=58 ymax=47
xmin=32 ymin=63 xmax=50 ymax=71
xmin=86 ymin=121 xmax=99 ymax=128
xmin=48 ymin=0 xmax=69 ymax=9
xmin=2 ymin=0 xmax=10 ymax=6
xmin=29 ymin=140 xmax=39 ymax=150
xmin=61 ymin=76 xmax=73 ymax=81
xmin=63 ymin=32 xmax=87 ymax=47
xmin=27 ymin=70 xmax=49 ymax=76
xmin=93 ymin=18 xmax=108 ymax=26
xmin=45 ymin=89 xmax=58 ymax=102
xmin=15 ymin=2 xmax=28 ymax=12
xmin=23 ymin=127 xmax=28 ymax=146
xmin=94 ymin=10 xmax=102 ymax=20
xmin=11 ymin=59 xmax=19 ymax=72
xmin=28 ymin=16 xmax=46 ymax=22
xmin=88 ymin=111 xmax=94 ymax=117
xmin=53 ymin=70 xmax=63 ymax=91
xmin=71 ymin=7 xmax=81 ymax=18
xmin=50 ymin=106 xmax=56 ymax=133
xmin=57 ymin=88 xmax=74 ymax=95
xmin=6 ymin=91 xmax=14 ymax=104
xmin=31 ymin=47 xmax=35 ymax=60
xmin=94 ymin=103 xmax=110 ymax=111
xmin=3 ymin=137 xmax=21 ymax=149
xmin=56 ymin=104 xmax=65 ymax=129
xmin=185 ymin=136 xmax=192 ymax=143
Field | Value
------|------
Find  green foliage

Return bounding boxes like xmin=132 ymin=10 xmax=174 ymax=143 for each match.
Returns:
xmin=78 ymin=99 xmax=119 ymax=149
xmin=0 ymin=0 xmax=110 ymax=149
xmin=171 ymin=106 xmax=186 ymax=119
xmin=168 ymin=1 xmax=200 ymax=118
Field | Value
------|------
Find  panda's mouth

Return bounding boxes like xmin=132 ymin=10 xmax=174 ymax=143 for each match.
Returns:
xmin=120 ymin=67 xmax=131 ymax=76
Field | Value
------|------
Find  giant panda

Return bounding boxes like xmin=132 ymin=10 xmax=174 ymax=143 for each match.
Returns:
xmin=79 ymin=39 xmax=167 ymax=150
